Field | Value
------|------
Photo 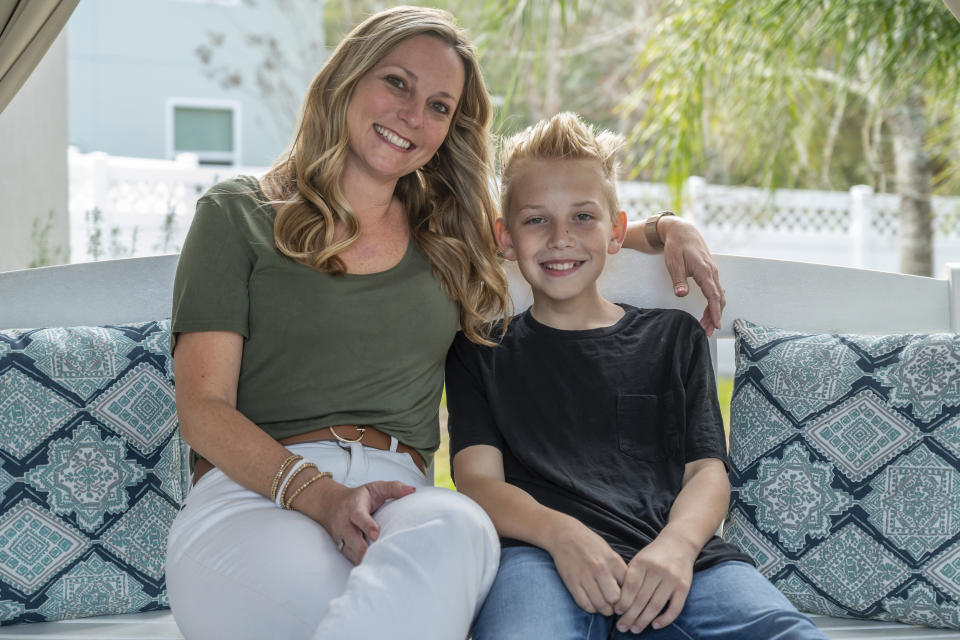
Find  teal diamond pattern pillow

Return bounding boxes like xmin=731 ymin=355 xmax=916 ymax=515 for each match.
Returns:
xmin=724 ymin=319 xmax=960 ymax=630
xmin=0 ymin=320 xmax=187 ymax=626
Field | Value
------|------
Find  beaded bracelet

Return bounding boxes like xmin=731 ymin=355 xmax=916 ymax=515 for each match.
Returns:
xmin=283 ymin=471 xmax=333 ymax=510
xmin=270 ymin=454 xmax=302 ymax=503
xmin=275 ymin=459 xmax=314 ymax=508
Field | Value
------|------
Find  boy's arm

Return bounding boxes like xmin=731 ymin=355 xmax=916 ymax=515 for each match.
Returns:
xmin=454 ymin=444 xmax=628 ymax=616
xmin=613 ymin=457 xmax=729 ymax=634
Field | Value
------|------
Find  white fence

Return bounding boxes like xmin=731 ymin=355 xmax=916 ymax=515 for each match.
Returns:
xmin=68 ymin=148 xmax=268 ymax=263
xmin=619 ymin=177 xmax=960 ymax=276
xmin=69 ymin=150 xmax=960 ymax=275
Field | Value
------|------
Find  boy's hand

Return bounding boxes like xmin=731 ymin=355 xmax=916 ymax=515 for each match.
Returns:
xmin=614 ymin=534 xmax=697 ymax=634
xmin=546 ymin=519 xmax=628 ymax=616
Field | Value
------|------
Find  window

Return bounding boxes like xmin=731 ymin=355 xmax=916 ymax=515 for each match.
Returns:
xmin=166 ymin=98 xmax=241 ymax=165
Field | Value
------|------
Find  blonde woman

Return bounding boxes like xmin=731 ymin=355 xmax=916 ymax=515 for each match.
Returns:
xmin=164 ymin=6 xmax=725 ymax=640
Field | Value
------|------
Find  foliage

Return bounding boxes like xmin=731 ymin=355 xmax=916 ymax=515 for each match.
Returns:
xmin=624 ymin=0 xmax=960 ymax=199
xmin=109 ymin=226 xmax=138 ymax=259
xmin=85 ymin=207 xmax=104 ymax=261
xmin=194 ymin=0 xmax=328 ymax=140
xmin=154 ymin=203 xmax=180 ymax=254
xmin=471 ymin=0 xmax=654 ymax=137
xmin=28 ymin=211 xmax=67 ymax=269
xmin=85 ymin=207 xmax=139 ymax=262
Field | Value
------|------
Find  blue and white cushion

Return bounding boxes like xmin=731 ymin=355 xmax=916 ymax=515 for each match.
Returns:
xmin=0 ymin=320 xmax=186 ymax=626
xmin=724 ymin=319 xmax=960 ymax=629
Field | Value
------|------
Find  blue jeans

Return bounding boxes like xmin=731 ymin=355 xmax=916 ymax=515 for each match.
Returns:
xmin=472 ymin=547 xmax=827 ymax=640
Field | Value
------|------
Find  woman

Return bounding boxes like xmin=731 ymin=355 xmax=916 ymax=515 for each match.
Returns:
xmin=165 ymin=6 xmax=724 ymax=640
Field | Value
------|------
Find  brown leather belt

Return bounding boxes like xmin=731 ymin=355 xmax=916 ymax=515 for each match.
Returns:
xmin=192 ymin=425 xmax=427 ymax=485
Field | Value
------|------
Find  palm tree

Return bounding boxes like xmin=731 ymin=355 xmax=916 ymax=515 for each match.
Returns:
xmin=626 ymin=0 xmax=960 ymax=276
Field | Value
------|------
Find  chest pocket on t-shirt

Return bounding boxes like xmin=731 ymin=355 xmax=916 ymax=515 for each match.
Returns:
xmin=616 ymin=392 xmax=682 ymax=462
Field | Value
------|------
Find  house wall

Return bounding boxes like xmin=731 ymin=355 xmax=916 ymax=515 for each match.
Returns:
xmin=0 ymin=34 xmax=69 ymax=272
xmin=68 ymin=0 xmax=324 ymax=167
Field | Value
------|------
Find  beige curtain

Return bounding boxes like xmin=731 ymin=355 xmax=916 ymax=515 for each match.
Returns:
xmin=946 ymin=0 xmax=960 ymax=22
xmin=0 ymin=0 xmax=78 ymax=114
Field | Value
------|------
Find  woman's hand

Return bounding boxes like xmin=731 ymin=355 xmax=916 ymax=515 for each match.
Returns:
xmin=623 ymin=216 xmax=725 ymax=335
xmin=658 ymin=216 xmax=725 ymax=335
xmin=291 ymin=478 xmax=416 ymax=565
xmin=544 ymin=519 xmax=627 ymax=616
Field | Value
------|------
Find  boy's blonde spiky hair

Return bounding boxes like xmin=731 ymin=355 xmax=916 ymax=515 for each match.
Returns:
xmin=498 ymin=112 xmax=624 ymax=221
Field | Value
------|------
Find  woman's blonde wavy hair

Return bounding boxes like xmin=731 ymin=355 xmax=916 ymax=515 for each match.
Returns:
xmin=261 ymin=5 xmax=509 ymax=345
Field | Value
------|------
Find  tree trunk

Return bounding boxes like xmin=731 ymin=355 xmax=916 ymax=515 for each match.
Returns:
xmin=527 ymin=3 xmax=563 ymax=120
xmin=543 ymin=3 xmax=562 ymax=118
xmin=887 ymin=89 xmax=933 ymax=277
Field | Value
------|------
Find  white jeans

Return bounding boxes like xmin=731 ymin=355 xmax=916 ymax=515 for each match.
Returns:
xmin=165 ymin=441 xmax=500 ymax=640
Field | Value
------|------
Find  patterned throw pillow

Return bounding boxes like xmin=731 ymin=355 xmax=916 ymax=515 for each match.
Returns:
xmin=723 ymin=319 xmax=960 ymax=630
xmin=0 ymin=320 xmax=187 ymax=626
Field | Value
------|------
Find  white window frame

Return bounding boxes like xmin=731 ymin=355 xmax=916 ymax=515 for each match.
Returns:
xmin=165 ymin=97 xmax=242 ymax=166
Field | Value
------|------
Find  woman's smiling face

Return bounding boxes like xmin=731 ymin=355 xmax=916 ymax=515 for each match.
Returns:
xmin=344 ymin=35 xmax=465 ymax=185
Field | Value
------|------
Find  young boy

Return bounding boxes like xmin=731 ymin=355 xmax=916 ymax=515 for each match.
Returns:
xmin=445 ymin=112 xmax=827 ymax=639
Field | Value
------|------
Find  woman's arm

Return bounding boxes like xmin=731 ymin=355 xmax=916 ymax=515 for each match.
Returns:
xmin=613 ymin=458 xmax=729 ymax=634
xmin=623 ymin=215 xmax=725 ymax=336
xmin=174 ymin=331 xmax=293 ymax=496
xmin=454 ymin=444 xmax=627 ymax=615
xmin=174 ymin=331 xmax=414 ymax=564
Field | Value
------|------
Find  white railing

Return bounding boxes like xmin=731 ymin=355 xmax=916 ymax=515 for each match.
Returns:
xmin=69 ymin=150 xmax=960 ymax=275
xmin=618 ymin=177 xmax=960 ymax=275
xmin=68 ymin=148 xmax=268 ymax=263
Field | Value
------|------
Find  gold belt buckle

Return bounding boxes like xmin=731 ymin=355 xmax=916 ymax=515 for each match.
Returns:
xmin=329 ymin=425 xmax=365 ymax=444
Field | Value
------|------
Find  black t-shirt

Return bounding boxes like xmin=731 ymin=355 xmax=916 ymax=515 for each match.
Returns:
xmin=445 ymin=304 xmax=752 ymax=571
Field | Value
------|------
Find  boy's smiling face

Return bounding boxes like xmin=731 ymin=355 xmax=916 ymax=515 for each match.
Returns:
xmin=497 ymin=158 xmax=627 ymax=312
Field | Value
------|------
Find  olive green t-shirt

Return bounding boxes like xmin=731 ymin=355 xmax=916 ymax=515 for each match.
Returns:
xmin=171 ymin=176 xmax=459 ymax=465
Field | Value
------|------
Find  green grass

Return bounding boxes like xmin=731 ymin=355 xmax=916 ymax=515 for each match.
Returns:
xmin=718 ymin=375 xmax=733 ymax=439
xmin=435 ymin=376 xmax=735 ymax=491
xmin=435 ymin=401 xmax=455 ymax=490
